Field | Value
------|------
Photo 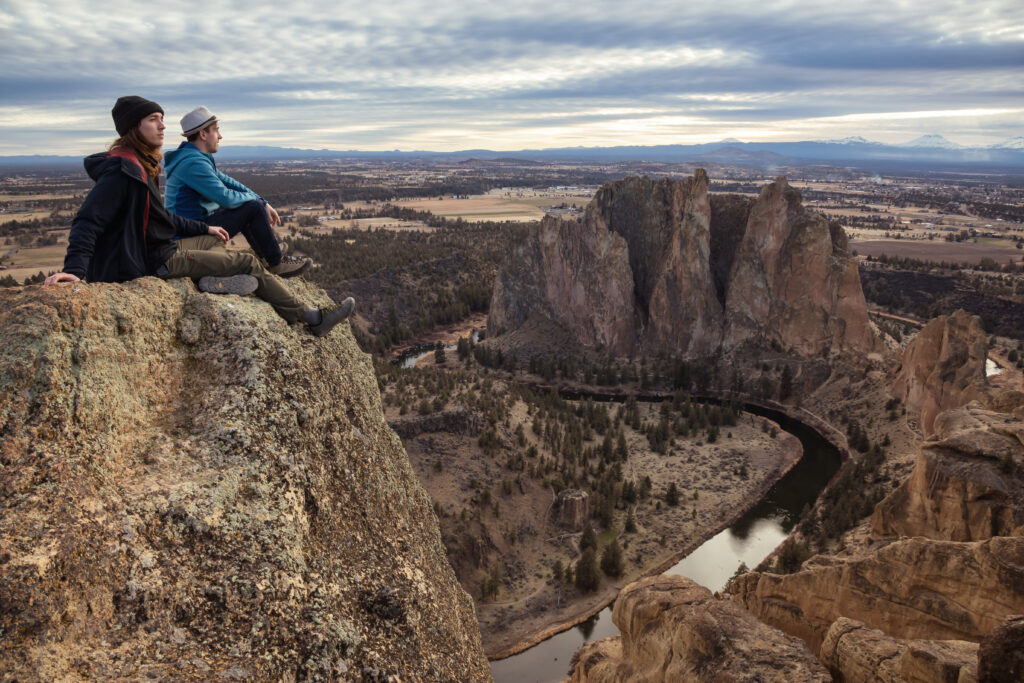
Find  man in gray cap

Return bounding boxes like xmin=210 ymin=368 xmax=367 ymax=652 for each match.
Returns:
xmin=164 ymin=106 xmax=310 ymax=278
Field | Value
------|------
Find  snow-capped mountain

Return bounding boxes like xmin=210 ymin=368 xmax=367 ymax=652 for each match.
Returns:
xmin=822 ymin=136 xmax=878 ymax=145
xmin=898 ymin=134 xmax=963 ymax=149
xmin=993 ymin=136 xmax=1024 ymax=150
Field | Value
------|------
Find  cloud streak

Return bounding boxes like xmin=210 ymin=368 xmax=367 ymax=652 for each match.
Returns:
xmin=0 ymin=0 xmax=1021 ymax=154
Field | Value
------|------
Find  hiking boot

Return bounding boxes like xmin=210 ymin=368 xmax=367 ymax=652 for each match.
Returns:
xmin=269 ymin=256 xmax=312 ymax=278
xmin=310 ymin=297 xmax=355 ymax=337
xmin=198 ymin=274 xmax=258 ymax=295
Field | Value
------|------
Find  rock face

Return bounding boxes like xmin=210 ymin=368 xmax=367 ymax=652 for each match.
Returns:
xmin=554 ymin=489 xmax=590 ymax=531
xmin=567 ymin=575 xmax=829 ymax=682
xmin=489 ymin=172 xmax=877 ymax=359
xmin=978 ymin=615 xmax=1024 ymax=682
xmin=0 ymin=280 xmax=490 ymax=681
xmin=729 ymin=535 xmax=1024 ymax=654
xmin=872 ymin=403 xmax=1024 ymax=541
xmin=892 ymin=309 xmax=989 ymax=434
xmin=820 ymin=617 xmax=978 ymax=682
xmin=729 ymin=393 xmax=1024 ymax=671
xmin=723 ymin=177 xmax=876 ymax=356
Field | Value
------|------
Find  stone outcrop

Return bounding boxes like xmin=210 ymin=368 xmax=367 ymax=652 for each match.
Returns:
xmin=892 ymin=309 xmax=989 ymax=434
xmin=0 ymin=280 xmax=489 ymax=681
xmin=729 ymin=391 xmax=1024 ymax=674
xmin=388 ymin=406 xmax=483 ymax=439
xmin=567 ymin=575 xmax=829 ymax=682
xmin=729 ymin=535 xmax=1024 ymax=653
xmin=723 ymin=177 xmax=877 ymax=356
xmin=489 ymin=172 xmax=877 ymax=359
xmin=554 ymin=489 xmax=590 ymax=531
xmin=489 ymin=205 xmax=636 ymax=356
xmin=978 ymin=615 xmax=1024 ymax=682
xmin=820 ymin=617 xmax=978 ymax=682
xmin=872 ymin=402 xmax=1024 ymax=541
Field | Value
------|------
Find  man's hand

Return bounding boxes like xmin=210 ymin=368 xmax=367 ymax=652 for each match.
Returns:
xmin=208 ymin=225 xmax=230 ymax=242
xmin=265 ymin=203 xmax=280 ymax=227
xmin=43 ymin=272 xmax=80 ymax=285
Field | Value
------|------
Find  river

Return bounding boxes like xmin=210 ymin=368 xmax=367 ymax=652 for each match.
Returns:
xmin=489 ymin=402 xmax=841 ymax=683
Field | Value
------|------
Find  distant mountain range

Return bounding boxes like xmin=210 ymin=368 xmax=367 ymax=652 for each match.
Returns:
xmin=3 ymin=135 xmax=1024 ymax=171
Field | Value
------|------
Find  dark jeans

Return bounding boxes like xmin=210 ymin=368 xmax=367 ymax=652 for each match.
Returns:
xmin=206 ymin=200 xmax=282 ymax=266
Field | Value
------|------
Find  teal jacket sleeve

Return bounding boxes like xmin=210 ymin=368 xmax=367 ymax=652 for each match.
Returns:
xmin=216 ymin=169 xmax=260 ymax=199
xmin=180 ymin=156 xmax=260 ymax=209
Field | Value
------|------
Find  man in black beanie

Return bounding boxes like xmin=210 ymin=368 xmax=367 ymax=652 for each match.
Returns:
xmin=112 ymin=96 xmax=164 ymax=137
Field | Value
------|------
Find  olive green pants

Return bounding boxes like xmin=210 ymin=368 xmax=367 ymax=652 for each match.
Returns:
xmin=161 ymin=235 xmax=307 ymax=322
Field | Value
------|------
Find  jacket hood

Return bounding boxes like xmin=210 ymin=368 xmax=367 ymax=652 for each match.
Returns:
xmin=83 ymin=151 xmax=147 ymax=184
xmin=163 ymin=142 xmax=209 ymax=177
xmin=83 ymin=152 xmax=121 ymax=182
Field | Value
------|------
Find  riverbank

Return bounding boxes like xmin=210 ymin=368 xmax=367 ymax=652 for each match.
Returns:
xmin=386 ymin=312 xmax=488 ymax=362
xmin=484 ymin=412 xmax=803 ymax=660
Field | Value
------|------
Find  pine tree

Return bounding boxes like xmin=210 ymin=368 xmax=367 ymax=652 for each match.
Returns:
xmin=600 ymin=538 xmax=625 ymax=577
xmin=665 ymin=482 xmax=680 ymax=507
xmin=575 ymin=548 xmax=600 ymax=592
xmin=580 ymin=524 xmax=597 ymax=552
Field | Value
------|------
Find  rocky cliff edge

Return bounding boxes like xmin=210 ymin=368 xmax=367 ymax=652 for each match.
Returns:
xmin=0 ymin=279 xmax=489 ymax=681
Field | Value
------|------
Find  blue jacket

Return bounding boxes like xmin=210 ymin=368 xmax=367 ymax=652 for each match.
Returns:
xmin=163 ymin=141 xmax=260 ymax=220
xmin=64 ymin=150 xmax=208 ymax=282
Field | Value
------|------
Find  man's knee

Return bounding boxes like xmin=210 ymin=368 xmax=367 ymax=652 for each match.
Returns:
xmin=240 ymin=199 xmax=264 ymax=220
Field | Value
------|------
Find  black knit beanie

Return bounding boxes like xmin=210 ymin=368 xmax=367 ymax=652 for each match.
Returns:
xmin=111 ymin=96 xmax=163 ymax=137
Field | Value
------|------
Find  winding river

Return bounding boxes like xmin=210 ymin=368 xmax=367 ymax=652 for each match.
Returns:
xmin=392 ymin=344 xmax=844 ymax=681
xmin=489 ymin=402 xmax=842 ymax=683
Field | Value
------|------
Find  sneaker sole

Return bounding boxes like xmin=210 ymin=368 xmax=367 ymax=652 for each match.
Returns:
xmin=198 ymin=275 xmax=259 ymax=296
xmin=270 ymin=260 xmax=311 ymax=279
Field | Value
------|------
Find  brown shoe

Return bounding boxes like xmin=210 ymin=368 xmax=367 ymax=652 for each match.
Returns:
xmin=269 ymin=256 xmax=311 ymax=278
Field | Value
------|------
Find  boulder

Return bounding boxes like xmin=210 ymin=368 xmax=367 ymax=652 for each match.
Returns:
xmin=978 ymin=615 xmax=1024 ymax=682
xmin=820 ymin=617 xmax=978 ymax=682
xmin=0 ymin=280 xmax=490 ymax=681
xmin=568 ymin=575 xmax=829 ymax=682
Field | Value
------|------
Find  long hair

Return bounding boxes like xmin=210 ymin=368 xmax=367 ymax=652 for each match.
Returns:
xmin=109 ymin=127 xmax=162 ymax=181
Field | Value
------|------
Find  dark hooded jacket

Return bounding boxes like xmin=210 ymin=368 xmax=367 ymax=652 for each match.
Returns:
xmin=63 ymin=150 xmax=209 ymax=282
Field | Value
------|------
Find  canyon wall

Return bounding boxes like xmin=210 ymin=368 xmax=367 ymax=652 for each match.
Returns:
xmin=489 ymin=172 xmax=878 ymax=359
xmin=728 ymin=394 xmax=1024 ymax=676
xmin=0 ymin=280 xmax=490 ymax=681
xmin=892 ymin=309 xmax=990 ymax=434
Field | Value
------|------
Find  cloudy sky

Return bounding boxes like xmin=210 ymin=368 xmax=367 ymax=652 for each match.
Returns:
xmin=1 ymin=0 xmax=1022 ymax=155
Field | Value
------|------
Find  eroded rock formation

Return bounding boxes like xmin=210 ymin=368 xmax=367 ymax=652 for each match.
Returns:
xmin=820 ymin=617 xmax=978 ymax=682
xmin=872 ymin=402 xmax=1024 ymax=541
xmin=489 ymin=172 xmax=877 ymax=359
xmin=554 ymin=489 xmax=590 ymax=531
xmin=728 ymin=392 xmax=1024 ymax=672
xmin=892 ymin=309 xmax=989 ymax=434
xmin=568 ymin=575 xmax=829 ymax=682
xmin=729 ymin=535 xmax=1024 ymax=653
xmin=0 ymin=280 xmax=489 ymax=681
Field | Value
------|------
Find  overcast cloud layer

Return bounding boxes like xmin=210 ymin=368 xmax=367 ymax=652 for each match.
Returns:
xmin=1 ymin=0 xmax=1022 ymax=154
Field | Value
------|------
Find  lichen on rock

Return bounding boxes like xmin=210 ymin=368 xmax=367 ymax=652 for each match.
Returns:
xmin=0 ymin=278 xmax=490 ymax=681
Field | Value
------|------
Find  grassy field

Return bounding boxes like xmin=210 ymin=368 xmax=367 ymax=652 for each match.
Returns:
xmin=851 ymin=237 xmax=1022 ymax=265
